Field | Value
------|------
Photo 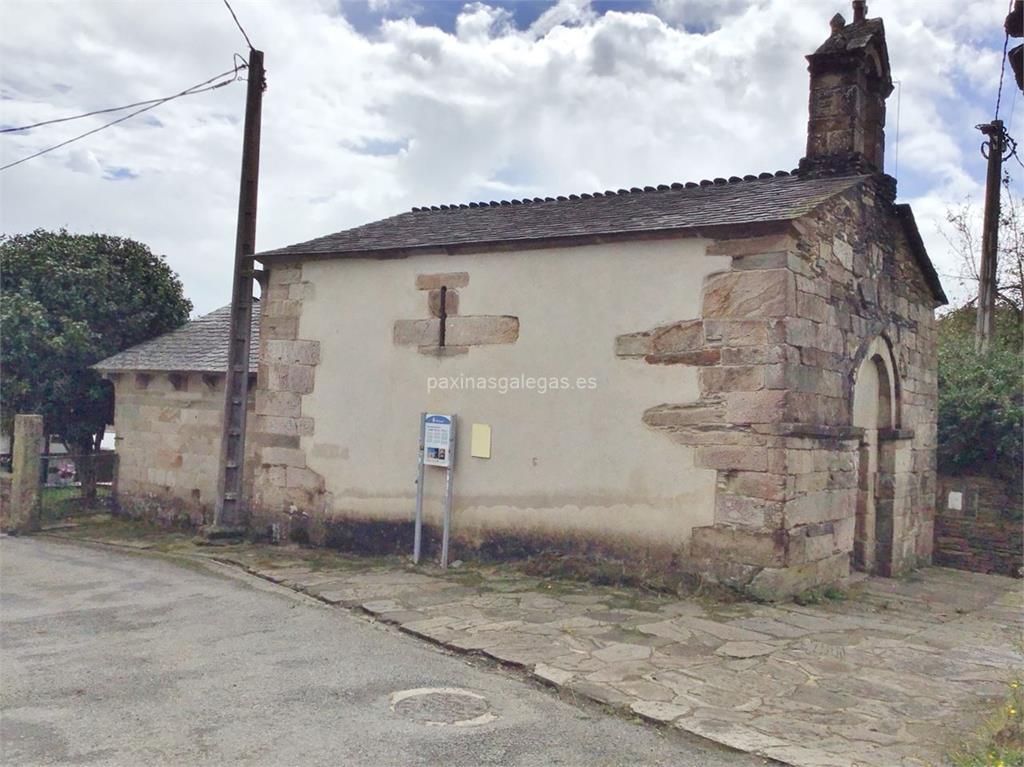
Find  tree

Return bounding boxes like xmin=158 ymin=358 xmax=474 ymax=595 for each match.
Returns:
xmin=936 ymin=305 xmax=1022 ymax=482
xmin=942 ymin=172 xmax=1023 ymax=325
xmin=936 ymin=174 xmax=1024 ymax=484
xmin=0 ymin=230 xmax=192 ymax=497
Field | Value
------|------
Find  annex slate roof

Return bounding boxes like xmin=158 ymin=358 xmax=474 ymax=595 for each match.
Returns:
xmin=258 ymin=171 xmax=866 ymax=260
xmin=93 ymin=302 xmax=260 ymax=374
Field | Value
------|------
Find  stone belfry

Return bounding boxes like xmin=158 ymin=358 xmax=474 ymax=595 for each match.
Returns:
xmin=799 ymin=0 xmax=893 ymax=176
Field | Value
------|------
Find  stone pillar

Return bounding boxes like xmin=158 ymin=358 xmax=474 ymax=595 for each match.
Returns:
xmin=8 ymin=414 xmax=43 ymax=534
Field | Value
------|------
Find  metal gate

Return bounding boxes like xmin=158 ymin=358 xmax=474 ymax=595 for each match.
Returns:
xmin=37 ymin=451 xmax=117 ymax=522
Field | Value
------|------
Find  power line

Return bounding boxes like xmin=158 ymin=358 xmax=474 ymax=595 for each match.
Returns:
xmin=1 ymin=64 xmax=247 ymax=134
xmin=0 ymin=66 xmax=244 ymax=172
xmin=994 ymin=0 xmax=1013 ymax=120
xmin=223 ymin=0 xmax=255 ymax=50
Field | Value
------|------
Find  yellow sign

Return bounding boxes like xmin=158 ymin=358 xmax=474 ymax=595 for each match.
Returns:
xmin=470 ymin=423 xmax=491 ymax=459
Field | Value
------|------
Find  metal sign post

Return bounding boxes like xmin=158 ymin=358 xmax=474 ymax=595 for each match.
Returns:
xmin=413 ymin=412 xmax=426 ymax=564
xmin=440 ymin=415 xmax=457 ymax=570
xmin=412 ymin=413 xmax=456 ymax=568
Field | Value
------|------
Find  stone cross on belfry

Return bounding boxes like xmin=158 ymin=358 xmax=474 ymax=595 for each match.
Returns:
xmin=392 ymin=272 xmax=519 ymax=356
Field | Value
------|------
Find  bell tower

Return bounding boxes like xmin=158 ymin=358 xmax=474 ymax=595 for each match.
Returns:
xmin=799 ymin=1 xmax=893 ymax=176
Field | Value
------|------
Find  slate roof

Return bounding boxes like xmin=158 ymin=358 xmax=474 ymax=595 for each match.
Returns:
xmin=93 ymin=302 xmax=260 ymax=373
xmin=258 ymin=171 xmax=866 ymax=260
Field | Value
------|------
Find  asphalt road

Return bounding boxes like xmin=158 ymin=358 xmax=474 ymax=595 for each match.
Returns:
xmin=0 ymin=536 xmax=764 ymax=767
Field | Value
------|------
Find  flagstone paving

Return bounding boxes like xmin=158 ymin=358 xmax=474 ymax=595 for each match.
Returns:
xmin=201 ymin=549 xmax=1021 ymax=767
xmin=41 ymin=523 xmax=1023 ymax=767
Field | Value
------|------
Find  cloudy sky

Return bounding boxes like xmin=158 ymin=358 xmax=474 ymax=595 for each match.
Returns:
xmin=1 ymin=0 xmax=1018 ymax=314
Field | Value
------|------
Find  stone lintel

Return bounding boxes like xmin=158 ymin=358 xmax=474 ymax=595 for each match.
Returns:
xmin=415 ymin=272 xmax=470 ymax=290
xmin=444 ymin=315 xmax=519 ymax=346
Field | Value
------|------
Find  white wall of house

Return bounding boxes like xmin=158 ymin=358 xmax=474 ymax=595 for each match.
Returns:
xmin=296 ymin=237 xmax=729 ymax=550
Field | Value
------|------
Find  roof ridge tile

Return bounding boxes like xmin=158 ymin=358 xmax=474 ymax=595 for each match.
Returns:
xmin=261 ymin=171 xmax=868 ymax=260
xmin=409 ymin=169 xmax=802 ymax=213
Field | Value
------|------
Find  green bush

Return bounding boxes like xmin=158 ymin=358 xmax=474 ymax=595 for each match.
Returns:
xmin=937 ymin=307 xmax=1023 ymax=482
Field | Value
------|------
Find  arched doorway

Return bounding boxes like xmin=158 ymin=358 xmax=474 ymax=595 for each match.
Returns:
xmin=851 ymin=338 xmax=898 ymax=576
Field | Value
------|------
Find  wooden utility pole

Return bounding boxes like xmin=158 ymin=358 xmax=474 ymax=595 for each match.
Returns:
xmin=211 ymin=47 xmax=265 ymax=534
xmin=975 ymin=120 xmax=1004 ymax=353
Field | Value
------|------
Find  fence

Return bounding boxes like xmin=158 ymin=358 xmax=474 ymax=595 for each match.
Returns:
xmin=6 ymin=451 xmax=119 ymax=522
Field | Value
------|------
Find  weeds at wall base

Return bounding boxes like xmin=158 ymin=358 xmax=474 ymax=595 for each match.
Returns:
xmin=949 ymin=680 xmax=1024 ymax=767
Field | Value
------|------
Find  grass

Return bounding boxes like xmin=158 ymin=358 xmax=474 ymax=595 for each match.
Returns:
xmin=246 ymin=547 xmax=405 ymax=573
xmin=949 ymin=679 xmax=1024 ymax=767
xmin=51 ymin=515 xmax=195 ymax=551
xmin=40 ymin=485 xmax=112 ymax=520
xmin=793 ymin=585 xmax=849 ymax=606
xmin=42 ymin=513 xmax=680 ymax=612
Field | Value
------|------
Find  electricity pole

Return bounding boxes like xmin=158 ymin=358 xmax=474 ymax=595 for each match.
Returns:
xmin=974 ymin=120 xmax=1004 ymax=353
xmin=211 ymin=47 xmax=265 ymax=535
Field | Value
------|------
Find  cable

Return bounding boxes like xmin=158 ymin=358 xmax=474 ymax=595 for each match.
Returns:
xmin=1 ymin=64 xmax=247 ymax=134
xmin=223 ymin=0 xmax=255 ymax=50
xmin=994 ymin=0 xmax=1013 ymax=120
xmin=0 ymin=66 xmax=244 ymax=172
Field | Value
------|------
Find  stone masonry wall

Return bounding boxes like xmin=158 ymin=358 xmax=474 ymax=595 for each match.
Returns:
xmin=935 ymin=473 xmax=1023 ymax=577
xmin=249 ymin=263 xmax=327 ymax=542
xmin=0 ymin=472 xmax=12 ymax=529
xmin=786 ymin=179 xmax=939 ymax=580
xmin=111 ymin=371 xmax=259 ymax=527
xmin=617 ymin=175 xmax=939 ymax=599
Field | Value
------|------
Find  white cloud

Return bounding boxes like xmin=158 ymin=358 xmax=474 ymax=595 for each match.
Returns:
xmin=650 ymin=0 xmax=748 ymax=29
xmin=0 ymin=0 xmax=1009 ymax=314
xmin=456 ymin=3 xmax=514 ymax=41
xmin=528 ymin=0 xmax=597 ymax=37
xmin=65 ymin=149 xmax=102 ymax=175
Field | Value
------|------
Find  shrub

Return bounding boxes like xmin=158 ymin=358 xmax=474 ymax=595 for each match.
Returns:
xmin=937 ymin=307 xmax=1023 ymax=483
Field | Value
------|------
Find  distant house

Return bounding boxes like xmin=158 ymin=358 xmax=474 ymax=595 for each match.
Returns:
xmin=97 ymin=4 xmax=948 ymax=599
xmin=94 ymin=304 xmax=261 ymax=525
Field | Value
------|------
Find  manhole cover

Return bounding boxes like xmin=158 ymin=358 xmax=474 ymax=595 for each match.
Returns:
xmin=390 ymin=687 xmax=496 ymax=727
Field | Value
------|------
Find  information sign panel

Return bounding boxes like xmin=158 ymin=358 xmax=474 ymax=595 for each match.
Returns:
xmin=424 ymin=414 xmax=453 ymax=467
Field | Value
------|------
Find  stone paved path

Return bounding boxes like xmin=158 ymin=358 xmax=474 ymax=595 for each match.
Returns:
xmin=203 ymin=549 xmax=1021 ymax=767
xmin=42 ymin=525 xmax=1022 ymax=767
